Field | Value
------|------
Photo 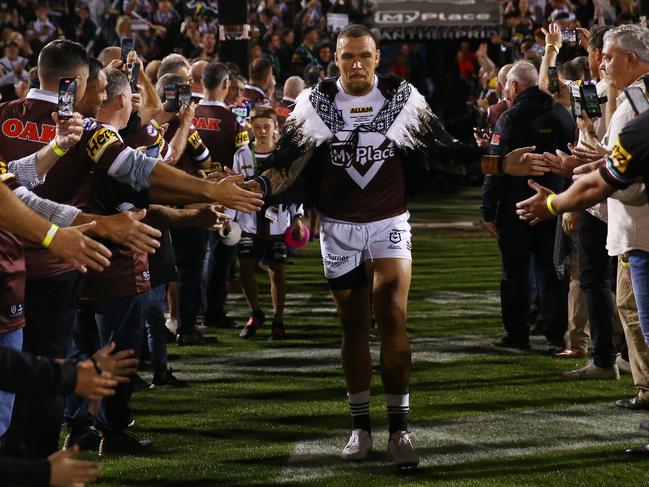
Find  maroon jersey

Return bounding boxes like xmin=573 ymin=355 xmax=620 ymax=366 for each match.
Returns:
xmin=27 ymin=117 xmax=147 ymax=279
xmin=81 ymin=173 xmax=151 ymax=301
xmin=0 ymin=89 xmax=57 ymax=161
xmin=274 ymin=97 xmax=295 ymax=131
xmin=242 ymin=84 xmax=271 ymax=108
xmin=193 ymin=99 xmax=250 ymax=172
xmin=122 ymin=120 xmax=171 ymax=161
xmin=0 ymin=170 xmax=26 ymax=333
xmin=161 ymin=116 xmax=210 ymax=176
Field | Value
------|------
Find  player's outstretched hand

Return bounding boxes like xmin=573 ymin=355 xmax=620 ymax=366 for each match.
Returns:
xmin=48 ymin=222 xmax=112 ymax=273
xmin=94 ymin=209 xmax=162 ymax=254
xmin=516 ymin=179 xmax=556 ymax=225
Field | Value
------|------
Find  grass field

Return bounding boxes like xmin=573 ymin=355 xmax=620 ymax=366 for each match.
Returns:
xmin=91 ymin=188 xmax=649 ymax=486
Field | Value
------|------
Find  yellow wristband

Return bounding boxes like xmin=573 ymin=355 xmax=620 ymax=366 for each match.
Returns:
xmin=49 ymin=139 xmax=68 ymax=157
xmin=546 ymin=193 xmax=558 ymax=216
xmin=42 ymin=224 xmax=59 ymax=248
xmin=545 ymin=43 xmax=559 ymax=52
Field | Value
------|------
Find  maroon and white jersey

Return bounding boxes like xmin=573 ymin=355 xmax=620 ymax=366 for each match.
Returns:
xmin=243 ymin=84 xmax=271 ymax=108
xmin=0 ymin=170 xmax=25 ymax=333
xmin=317 ymin=77 xmax=406 ymax=223
xmin=193 ymin=99 xmax=252 ymax=172
xmin=274 ymin=97 xmax=295 ymax=131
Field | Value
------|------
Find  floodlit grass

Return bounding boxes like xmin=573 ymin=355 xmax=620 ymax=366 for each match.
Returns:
xmin=88 ymin=188 xmax=649 ymax=486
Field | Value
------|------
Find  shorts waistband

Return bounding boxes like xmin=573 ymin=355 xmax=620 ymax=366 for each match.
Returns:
xmin=320 ymin=211 xmax=410 ymax=226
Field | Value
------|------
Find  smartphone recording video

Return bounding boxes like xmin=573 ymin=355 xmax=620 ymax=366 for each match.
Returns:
xmin=561 ymin=29 xmax=577 ymax=43
xmin=57 ymin=77 xmax=76 ymax=120
xmin=121 ymin=37 xmax=134 ymax=64
xmin=128 ymin=62 xmax=140 ymax=93
xmin=164 ymin=84 xmax=179 ymax=112
xmin=177 ymin=83 xmax=191 ymax=108
xmin=548 ymin=67 xmax=560 ymax=95
xmin=580 ymin=83 xmax=602 ymax=118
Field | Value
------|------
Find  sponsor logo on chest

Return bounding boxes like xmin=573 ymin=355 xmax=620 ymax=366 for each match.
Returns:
xmin=350 ymin=106 xmax=373 ymax=114
xmin=329 ymin=132 xmax=396 ymax=189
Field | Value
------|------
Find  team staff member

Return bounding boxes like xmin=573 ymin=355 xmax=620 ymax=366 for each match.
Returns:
xmin=154 ymin=72 xmax=214 ymax=344
xmin=482 ymin=61 xmax=575 ymax=351
xmin=243 ymin=58 xmax=273 ymax=108
xmin=0 ymin=115 xmax=113 ymax=445
xmin=195 ymin=62 xmax=255 ymax=330
xmin=275 ymin=75 xmax=305 ymax=131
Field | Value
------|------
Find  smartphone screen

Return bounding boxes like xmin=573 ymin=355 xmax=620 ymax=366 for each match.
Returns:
xmin=120 ymin=37 xmax=134 ymax=64
xmin=548 ymin=67 xmax=560 ymax=95
xmin=561 ymin=29 xmax=577 ymax=43
xmin=625 ymin=86 xmax=649 ymax=115
xmin=231 ymin=106 xmax=249 ymax=119
xmin=164 ymin=84 xmax=178 ymax=112
xmin=177 ymin=83 xmax=191 ymax=108
xmin=581 ymin=84 xmax=602 ymax=118
xmin=58 ymin=77 xmax=76 ymax=120
xmin=128 ymin=62 xmax=139 ymax=93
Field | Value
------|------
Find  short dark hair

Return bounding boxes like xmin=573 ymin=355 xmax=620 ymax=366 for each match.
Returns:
xmin=87 ymin=57 xmax=103 ymax=83
xmin=558 ymin=60 xmax=584 ymax=81
xmin=250 ymin=106 xmax=276 ymax=122
xmin=589 ymin=25 xmax=612 ymax=51
xmin=336 ymin=24 xmax=379 ymax=49
xmin=104 ymin=68 xmax=130 ymax=102
xmin=38 ymin=39 xmax=89 ymax=83
xmin=203 ymin=62 xmax=229 ymax=90
xmin=249 ymin=58 xmax=272 ymax=83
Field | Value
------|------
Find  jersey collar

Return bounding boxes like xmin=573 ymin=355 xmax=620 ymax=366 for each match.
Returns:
xmin=198 ymin=98 xmax=228 ymax=108
xmin=244 ymin=84 xmax=267 ymax=98
xmin=26 ymin=88 xmax=57 ymax=104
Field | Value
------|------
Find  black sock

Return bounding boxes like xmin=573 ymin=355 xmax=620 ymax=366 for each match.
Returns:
xmin=387 ymin=393 xmax=409 ymax=434
xmin=352 ymin=413 xmax=371 ymax=434
xmin=348 ymin=390 xmax=371 ymax=434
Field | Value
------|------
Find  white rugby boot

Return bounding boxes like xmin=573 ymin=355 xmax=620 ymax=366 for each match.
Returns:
xmin=387 ymin=430 xmax=419 ymax=468
xmin=341 ymin=429 xmax=373 ymax=461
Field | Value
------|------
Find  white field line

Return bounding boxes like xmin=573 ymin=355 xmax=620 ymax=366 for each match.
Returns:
xmin=278 ymin=403 xmax=646 ymax=483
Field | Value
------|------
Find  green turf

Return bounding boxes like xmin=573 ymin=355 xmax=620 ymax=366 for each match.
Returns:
xmin=88 ymin=187 xmax=649 ymax=486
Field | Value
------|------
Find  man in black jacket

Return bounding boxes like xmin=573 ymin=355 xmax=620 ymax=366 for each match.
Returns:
xmin=482 ymin=60 xmax=575 ymax=350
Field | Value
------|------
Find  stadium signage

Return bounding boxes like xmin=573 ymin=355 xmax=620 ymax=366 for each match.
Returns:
xmin=373 ymin=0 xmax=500 ymax=28
xmin=380 ymin=26 xmax=498 ymax=40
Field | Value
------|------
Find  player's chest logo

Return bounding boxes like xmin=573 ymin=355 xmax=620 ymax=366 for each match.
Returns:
xmin=330 ymin=132 xmax=395 ymax=189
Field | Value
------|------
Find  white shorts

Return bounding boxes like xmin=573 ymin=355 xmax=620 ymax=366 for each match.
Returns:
xmin=319 ymin=211 xmax=412 ymax=279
